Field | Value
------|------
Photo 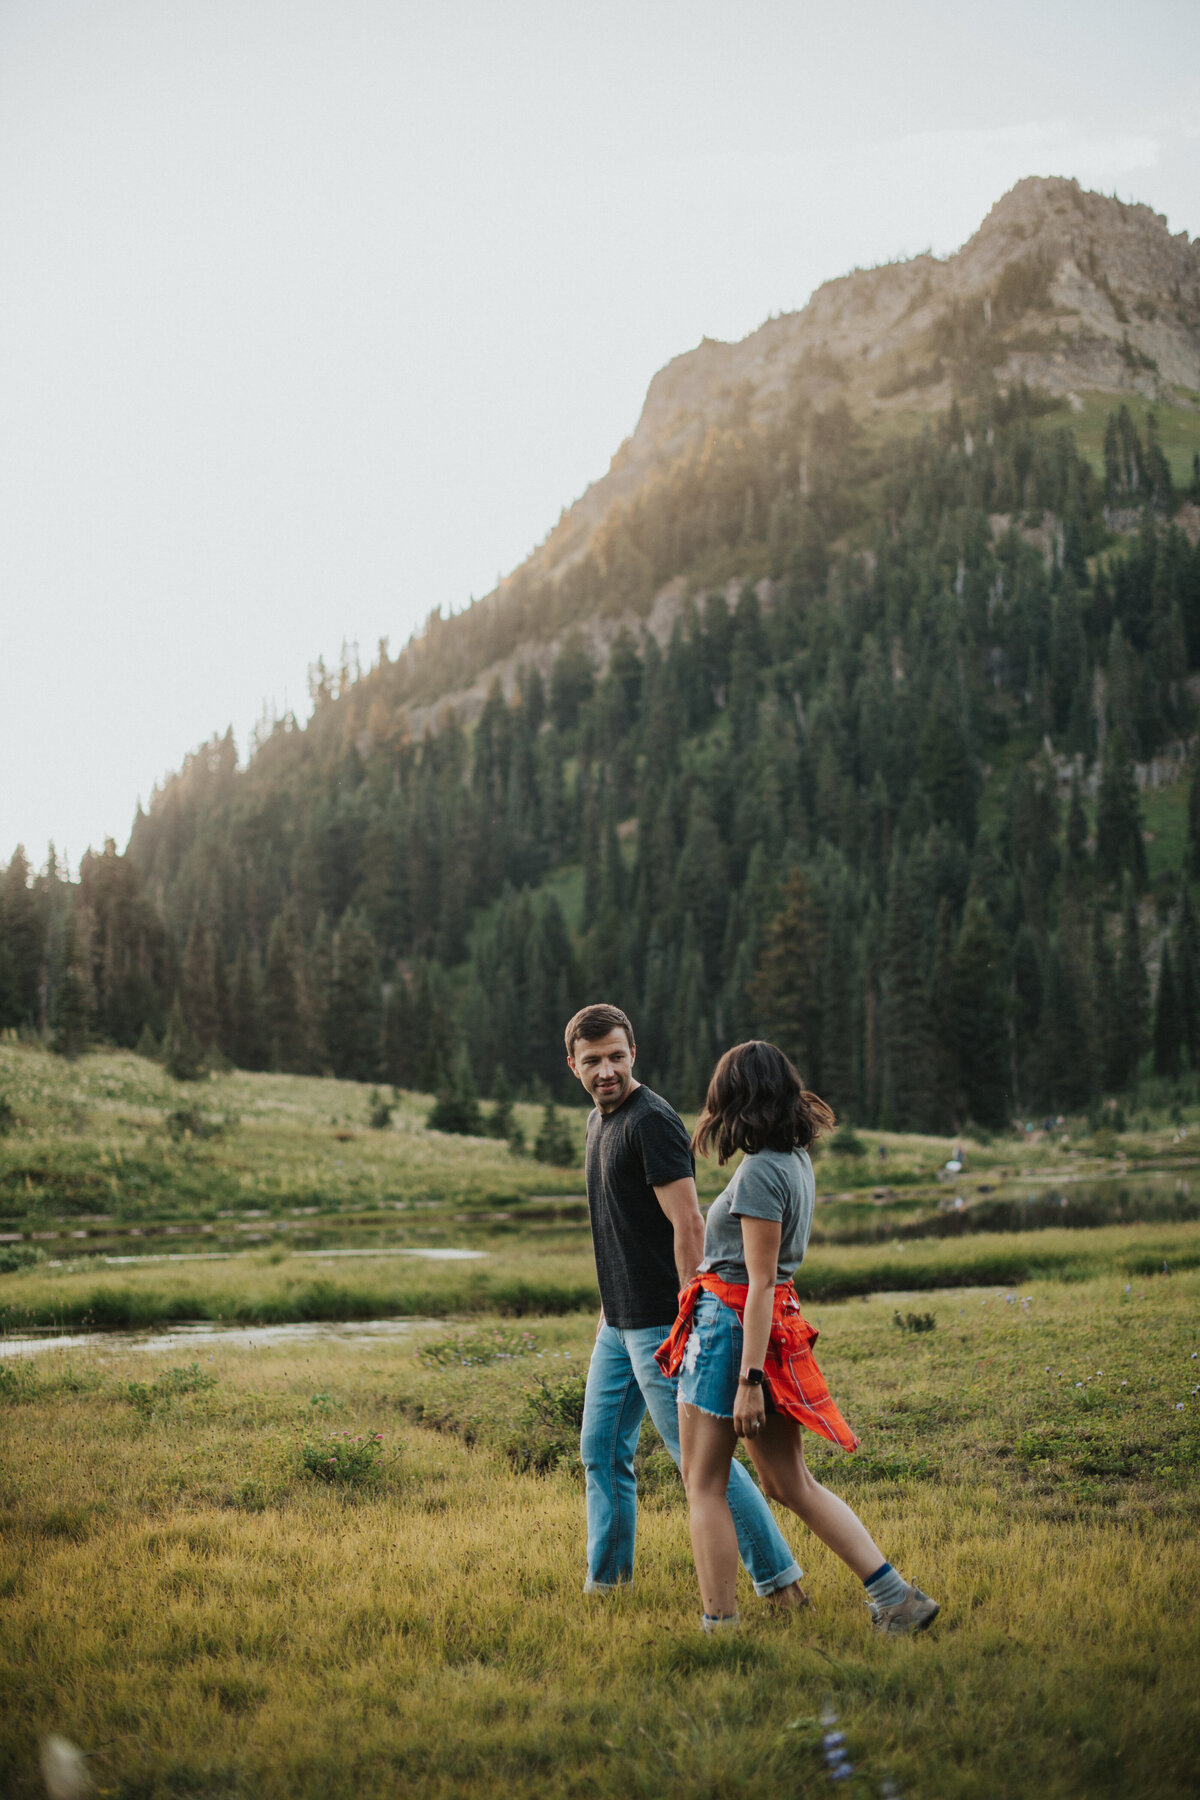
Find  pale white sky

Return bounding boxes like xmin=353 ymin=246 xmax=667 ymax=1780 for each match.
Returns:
xmin=1 ymin=0 xmax=1198 ymax=868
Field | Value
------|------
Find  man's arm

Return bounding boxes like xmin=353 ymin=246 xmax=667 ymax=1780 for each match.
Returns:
xmin=653 ymin=1176 xmax=706 ymax=1292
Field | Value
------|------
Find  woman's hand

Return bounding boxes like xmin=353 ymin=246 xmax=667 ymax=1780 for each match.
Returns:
xmin=733 ymin=1380 xmax=766 ymax=1439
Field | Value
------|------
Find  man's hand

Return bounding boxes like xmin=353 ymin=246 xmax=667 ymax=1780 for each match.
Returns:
xmin=653 ymin=1176 xmax=705 ymax=1292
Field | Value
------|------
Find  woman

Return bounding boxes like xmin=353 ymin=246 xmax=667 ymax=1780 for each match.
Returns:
xmin=656 ymin=1041 xmax=939 ymax=1636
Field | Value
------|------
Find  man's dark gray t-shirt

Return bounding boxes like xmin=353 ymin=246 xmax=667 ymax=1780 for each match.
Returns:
xmin=585 ymin=1084 xmax=696 ymax=1329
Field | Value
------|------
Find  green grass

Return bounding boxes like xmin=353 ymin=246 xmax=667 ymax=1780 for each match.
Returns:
xmin=1140 ymin=779 xmax=1191 ymax=883
xmin=1 ymin=1272 xmax=1197 ymax=1798
xmin=0 ymin=1042 xmax=590 ymax=1221
xmin=1058 ymin=391 xmax=1200 ymax=491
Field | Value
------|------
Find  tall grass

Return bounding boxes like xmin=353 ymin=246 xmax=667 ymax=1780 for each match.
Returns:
xmin=1 ymin=1274 xmax=1197 ymax=1797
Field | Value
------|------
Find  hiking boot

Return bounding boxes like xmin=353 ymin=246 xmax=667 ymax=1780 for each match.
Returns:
xmin=869 ymin=1582 xmax=939 ymax=1635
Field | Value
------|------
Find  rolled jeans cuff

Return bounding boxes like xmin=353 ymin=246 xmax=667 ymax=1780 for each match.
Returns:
xmin=750 ymin=1558 xmax=803 ymax=1598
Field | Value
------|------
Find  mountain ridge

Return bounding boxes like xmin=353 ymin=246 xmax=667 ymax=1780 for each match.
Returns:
xmin=387 ymin=176 xmax=1200 ymax=736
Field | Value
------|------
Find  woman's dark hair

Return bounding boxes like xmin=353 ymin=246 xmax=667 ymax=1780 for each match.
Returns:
xmin=692 ymin=1041 xmax=836 ymax=1164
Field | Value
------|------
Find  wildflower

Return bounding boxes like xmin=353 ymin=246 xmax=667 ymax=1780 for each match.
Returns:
xmin=1176 ymin=1403 xmax=1185 ymax=1411
xmin=1121 ymin=1380 xmax=1128 ymax=1387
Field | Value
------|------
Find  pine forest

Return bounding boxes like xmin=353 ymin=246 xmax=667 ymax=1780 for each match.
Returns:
xmin=4 ymin=377 xmax=1200 ymax=1136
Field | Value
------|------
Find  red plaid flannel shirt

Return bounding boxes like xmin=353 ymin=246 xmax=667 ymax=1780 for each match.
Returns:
xmin=655 ymin=1271 xmax=859 ymax=1453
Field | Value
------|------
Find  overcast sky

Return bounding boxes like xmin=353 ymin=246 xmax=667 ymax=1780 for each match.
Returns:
xmin=2 ymin=0 xmax=1198 ymax=870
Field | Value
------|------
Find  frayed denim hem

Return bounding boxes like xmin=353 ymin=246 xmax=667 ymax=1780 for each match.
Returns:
xmin=677 ymin=1397 xmax=734 ymax=1421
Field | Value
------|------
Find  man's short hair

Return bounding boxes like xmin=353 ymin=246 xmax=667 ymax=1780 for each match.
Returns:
xmin=564 ymin=1003 xmax=636 ymax=1058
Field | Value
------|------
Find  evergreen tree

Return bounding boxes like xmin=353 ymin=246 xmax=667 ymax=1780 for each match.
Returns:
xmin=1091 ymin=906 xmax=1120 ymax=1091
xmin=380 ymin=970 xmax=417 ymax=1089
xmin=1095 ymin=729 xmax=1146 ymax=888
xmin=750 ymin=870 xmax=823 ymax=1085
xmin=1174 ymin=885 xmax=1200 ymax=1068
xmin=917 ymin=705 xmax=977 ymax=843
xmin=161 ymin=993 xmax=203 ymax=1081
xmin=0 ymin=847 xmax=44 ymax=1029
xmin=50 ymin=919 xmax=90 ymax=1061
xmin=1153 ymin=943 xmax=1182 ymax=1079
xmin=1110 ymin=891 xmax=1150 ymax=1088
xmin=261 ymin=910 xmax=307 ymax=1073
xmin=950 ymin=897 xmax=1010 ymax=1130
xmin=533 ymin=1100 xmax=577 ymax=1166
xmin=427 ymin=1050 xmax=483 ymax=1135
xmin=1040 ymin=937 xmax=1093 ymax=1112
xmin=326 ymin=911 xmax=381 ymax=1082
xmin=181 ymin=917 xmax=219 ymax=1051
xmin=230 ymin=940 xmax=265 ymax=1071
xmin=880 ymin=851 xmax=936 ymax=1131
xmin=1189 ymin=757 xmax=1200 ymax=880
xmin=1065 ymin=773 xmax=1088 ymax=874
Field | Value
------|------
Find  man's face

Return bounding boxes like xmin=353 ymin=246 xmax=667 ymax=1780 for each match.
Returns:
xmin=568 ymin=1028 xmax=636 ymax=1113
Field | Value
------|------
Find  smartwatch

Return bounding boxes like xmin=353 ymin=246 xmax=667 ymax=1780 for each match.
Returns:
xmin=740 ymin=1368 xmax=765 ymax=1387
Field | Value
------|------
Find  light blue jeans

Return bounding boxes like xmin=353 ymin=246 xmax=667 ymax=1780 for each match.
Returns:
xmin=580 ymin=1320 xmax=803 ymax=1595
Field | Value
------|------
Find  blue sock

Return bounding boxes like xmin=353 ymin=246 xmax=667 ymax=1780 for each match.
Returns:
xmin=864 ymin=1562 xmax=908 ymax=1609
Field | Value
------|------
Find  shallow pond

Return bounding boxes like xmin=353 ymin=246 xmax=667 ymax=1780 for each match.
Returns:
xmin=0 ymin=1316 xmax=441 ymax=1360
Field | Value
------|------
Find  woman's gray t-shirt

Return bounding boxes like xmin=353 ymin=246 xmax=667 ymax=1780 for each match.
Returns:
xmin=699 ymin=1147 xmax=814 ymax=1286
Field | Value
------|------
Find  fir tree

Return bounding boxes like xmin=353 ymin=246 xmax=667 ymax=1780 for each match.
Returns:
xmin=533 ymin=1100 xmax=577 ymax=1166
xmin=1065 ymin=773 xmax=1088 ymax=874
xmin=1091 ymin=906 xmax=1120 ymax=1091
xmin=427 ymin=1052 xmax=483 ymax=1136
xmin=0 ymin=847 xmax=44 ymax=1030
xmin=1110 ymin=891 xmax=1150 ymax=1088
xmin=326 ymin=911 xmax=381 ymax=1082
xmin=181 ymin=917 xmax=219 ymax=1051
xmin=161 ymin=993 xmax=203 ymax=1081
xmin=1174 ymin=885 xmax=1200 ymax=1068
xmin=50 ymin=919 xmax=90 ymax=1061
xmin=230 ymin=940 xmax=265 ymax=1071
xmin=1153 ymin=943 xmax=1182 ymax=1079
xmin=880 ymin=851 xmax=936 ymax=1131
xmin=950 ymin=898 xmax=1010 ymax=1130
xmin=1095 ymin=729 xmax=1146 ymax=888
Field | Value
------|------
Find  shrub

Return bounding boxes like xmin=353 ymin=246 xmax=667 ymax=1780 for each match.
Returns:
xmin=0 ymin=1093 xmax=15 ymax=1134
xmin=299 ymin=1431 xmax=386 ymax=1486
xmin=164 ymin=1105 xmax=230 ymax=1141
xmin=418 ymin=1326 xmax=538 ymax=1368
xmin=367 ymin=1091 xmax=393 ymax=1130
xmin=0 ymin=1243 xmax=46 ymax=1275
xmin=831 ymin=1127 xmax=867 ymax=1158
xmin=893 ymin=1310 xmax=936 ymax=1334
xmin=506 ymin=1371 xmax=589 ymax=1473
xmin=122 ymin=1362 xmax=216 ymax=1416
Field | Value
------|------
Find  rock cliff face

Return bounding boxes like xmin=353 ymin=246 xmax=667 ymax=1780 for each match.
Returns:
xmin=396 ymin=177 xmax=1200 ymax=732
xmin=530 ymin=177 xmax=1200 ymax=581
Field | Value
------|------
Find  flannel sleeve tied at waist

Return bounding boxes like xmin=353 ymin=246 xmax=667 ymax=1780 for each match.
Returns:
xmin=655 ymin=1272 xmax=859 ymax=1453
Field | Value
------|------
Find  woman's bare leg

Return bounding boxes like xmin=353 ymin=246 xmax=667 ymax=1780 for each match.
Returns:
xmin=745 ymin=1417 xmax=885 ymax=1579
xmin=678 ymin=1404 xmax=741 ymax=1617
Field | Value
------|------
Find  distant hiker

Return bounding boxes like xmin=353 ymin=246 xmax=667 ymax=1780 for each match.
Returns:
xmin=565 ymin=1002 xmax=807 ymax=1607
xmin=657 ymin=1040 xmax=940 ymax=1636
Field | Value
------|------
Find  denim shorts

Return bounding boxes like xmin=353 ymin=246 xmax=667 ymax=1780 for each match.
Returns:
xmin=676 ymin=1290 xmax=745 ymax=1419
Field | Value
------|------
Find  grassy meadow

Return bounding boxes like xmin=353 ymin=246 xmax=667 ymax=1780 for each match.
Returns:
xmin=4 ymin=1040 xmax=1200 ymax=1797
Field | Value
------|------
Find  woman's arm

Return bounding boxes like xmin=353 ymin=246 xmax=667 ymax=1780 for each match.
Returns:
xmin=732 ymin=1215 xmax=781 ymax=1437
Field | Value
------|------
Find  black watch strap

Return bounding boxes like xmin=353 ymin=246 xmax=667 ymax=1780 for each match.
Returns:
xmin=740 ymin=1368 xmax=765 ymax=1387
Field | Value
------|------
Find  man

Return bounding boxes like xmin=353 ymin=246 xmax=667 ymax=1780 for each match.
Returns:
xmin=565 ymin=1000 xmax=806 ymax=1603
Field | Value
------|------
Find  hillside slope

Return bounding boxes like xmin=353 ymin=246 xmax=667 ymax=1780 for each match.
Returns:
xmin=387 ymin=176 xmax=1200 ymax=727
